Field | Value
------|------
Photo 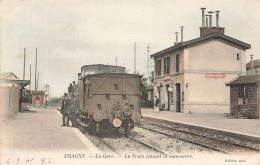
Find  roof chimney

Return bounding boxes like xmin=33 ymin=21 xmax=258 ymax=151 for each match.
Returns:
xmin=250 ymin=55 xmax=254 ymax=75
xmin=201 ymin=8 xmax=206 ymax=27
xmin=215 ymin=11 xmax=220 ymax=27
xmin=180 ymin=26 xmax=184 ymax=43
xmin=208 ymin=11 xmax=213 ymax=27
xmin=205 ymin=15 xmax=209 ymax=27
xmin=199 ymin=8 xmax=225 ymax=37
xmin=175 ymin=32 xmax=178 ymax=45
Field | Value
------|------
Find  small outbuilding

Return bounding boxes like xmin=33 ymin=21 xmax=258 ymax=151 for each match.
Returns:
xmin=31 ymin=91 xmax=45 ymax=106
xmin=0 ymin=72 xmax=30 ymax=118
xmin=226 ymin=75 xmax=260 ymax=119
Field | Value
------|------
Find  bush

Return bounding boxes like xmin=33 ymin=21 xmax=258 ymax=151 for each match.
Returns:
xmin=49 ymin=98 xmax=62 ymax=103
xmin=21 ymin=97 xmax=31 ymax=103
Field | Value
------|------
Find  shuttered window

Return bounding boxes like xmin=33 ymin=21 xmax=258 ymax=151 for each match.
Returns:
xmin=164 ymin=57 xmax=170 ymax=75
xmin=156 ymin=60 xmax=161 ymax=76
xmin=176 ymin=54 xmax=179 ymax=72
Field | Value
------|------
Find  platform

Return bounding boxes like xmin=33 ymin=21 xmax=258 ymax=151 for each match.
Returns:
xmin=0 ymin=107 xmax=99 ymax=157
xmin=141 ymin=108 xmax=260 ymax=138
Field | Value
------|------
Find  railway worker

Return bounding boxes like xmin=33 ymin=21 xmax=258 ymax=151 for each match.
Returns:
xmin=154 ymin=96 xmax=160 ymax=112
xmin=68 ymin=83 xmax=73 ymax=95
xmin=61 ymin=93 xmax=70 ymax=127
xmin=69 ymin=94 xmax=78 ymax=127
xmin=72 ymin=81 xmax=77 ymax=94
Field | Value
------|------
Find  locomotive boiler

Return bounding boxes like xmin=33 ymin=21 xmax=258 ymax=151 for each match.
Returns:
xmin=78 ymin=71 xmax=142 ymax=135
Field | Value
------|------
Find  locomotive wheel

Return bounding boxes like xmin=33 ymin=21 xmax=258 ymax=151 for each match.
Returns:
xmin=124 ymin=120 xmax=131 ymax=135
xmin=95 ymin=122 xmax=99 ymax=133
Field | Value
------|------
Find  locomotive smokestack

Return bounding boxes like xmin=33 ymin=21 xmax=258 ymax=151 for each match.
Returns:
xmin=180 ymin=26 xmax=184 ymax=43
xmin=215 ymin=11 xmax=220 ymax=27
xmin=201 ymin=8 xmax=206 ymax=27
xmin=208 ymin=11 xmax=213 ymax=27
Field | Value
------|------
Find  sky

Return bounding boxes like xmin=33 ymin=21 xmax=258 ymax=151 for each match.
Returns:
xmin=1 ymin=0 xmax=260 ymax=98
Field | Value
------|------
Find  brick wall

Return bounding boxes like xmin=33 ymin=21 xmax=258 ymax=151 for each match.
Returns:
xmin=200 ymin=27 xmax=224 ymax=37
xmin=230 ymin=84 xmax=259 ymax=118
xmin=230 ymin=85 xmax=239 ymax=116
xmin=247 ymin=85 xmax=257 ymax=106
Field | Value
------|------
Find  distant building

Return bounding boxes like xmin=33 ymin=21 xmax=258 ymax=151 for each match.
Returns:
xmin=31 ymin=91 xmax=45 ymax=107
xmin=226 ymin=75 xmax=260 ymax=119
xmin=246 ymin=59 xmax=260 ymax=75
xmin=0 ymin=72 xmax=19 ymax=82
xmin=151 ymin=9 xmax=251 ymax=114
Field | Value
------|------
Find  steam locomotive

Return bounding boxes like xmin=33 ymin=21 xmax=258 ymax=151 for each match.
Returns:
xmin=77 ymin=64 xmax=142 ymax=135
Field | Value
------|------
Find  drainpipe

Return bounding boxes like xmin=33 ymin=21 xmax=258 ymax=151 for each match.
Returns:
xmin=250 ymin=55 xmax=254 ymax=75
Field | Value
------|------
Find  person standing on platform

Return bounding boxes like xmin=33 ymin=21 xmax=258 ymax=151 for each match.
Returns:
xmin=69 ymin=94 xmax=78 ymax=127
xmin=68 ymin=84 xmax=73 ymax=95
xmin=61 ymin=93 xmax=70 ymax=127
xmin=72 ymin=81 xmax=77 ymax=94
xmin=154 ymin=96 xmax=160 ymax=112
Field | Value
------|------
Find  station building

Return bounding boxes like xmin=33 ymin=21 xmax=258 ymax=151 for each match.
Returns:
xmin=151 ymin=9 xmax=251 ymax=114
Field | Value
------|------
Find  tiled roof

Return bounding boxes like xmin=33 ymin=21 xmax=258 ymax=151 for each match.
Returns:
xmin=246 ymin=59 xmax=260 ymax=69
xmin=226 ymin=75 xmax=260 ymax=85
xmin=151 ymin=33 xmax=251 ymax=58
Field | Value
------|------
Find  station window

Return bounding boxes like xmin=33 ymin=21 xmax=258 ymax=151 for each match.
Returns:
xmin=176 ymin=54 xmax=179 ymax=72
xmin=237 ymin=54 xmax=240 ymax=60
xmin=156 ymin=60 xmax=161 ymax=76
xmin=164 ymin=57 xmax=170 ymax=75
xmin=114 ymin=84 xmax=118 ymax=90
xmin=238 ymin=86 xmax=248 ymax=105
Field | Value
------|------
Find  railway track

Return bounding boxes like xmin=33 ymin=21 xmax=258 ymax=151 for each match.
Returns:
xmin=119 ymin=131 xmax=168 ymax=155
xmin=76 ymin=117 xmax=259 ymax=155
xmin=138 ymin=119 xmax=260 ymax=155
xmin=96 ymin=137 xmax=120 ymax=154
xmin=77 ymin=119 xmax=167 ymax=154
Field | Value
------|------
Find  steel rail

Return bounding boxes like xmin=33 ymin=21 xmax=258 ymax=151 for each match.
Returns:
xmin=135 ymin=123 xmax=259 ymax=154
xmin=134 ymin=123 xmax=228 ymax=154
xmin=119 ymin=131 xmax=168 ymax=155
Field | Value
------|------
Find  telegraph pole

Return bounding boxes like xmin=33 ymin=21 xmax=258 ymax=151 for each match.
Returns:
xmin=35 ymin=47 xmax=37 ymax=91
xmin=134 ymin=42 xmax=136 ymax=74
xmin=23 ymin=48 xmax=26 ymax=80
xmin=147 ymin=44 xmax=150 ymax=75
xmin=29 ymin=64 xmax=31 ymax=90
xmin=37 ymin=71 xmax=39 ymax=91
